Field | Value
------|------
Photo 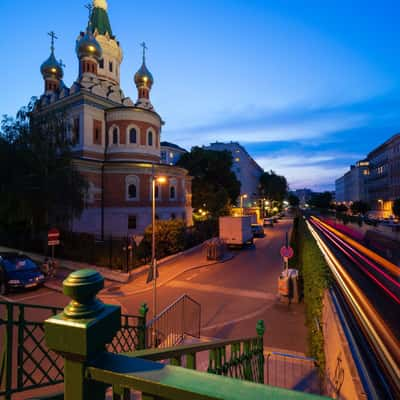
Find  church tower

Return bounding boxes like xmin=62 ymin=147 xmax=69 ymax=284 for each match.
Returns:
xmin=40 ymin=32 xmax=64 ymax=94
xmin=90 ymin=0 xmax=123 ymax=86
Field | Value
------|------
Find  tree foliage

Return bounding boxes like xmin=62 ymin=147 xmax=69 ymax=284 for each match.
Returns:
xmin=350 ymin=200 xmax=370 ymax=215
xmin=288 ymin=194 xmax=300 ymax=207
xmin=259 ymin=170 xmax=288 ymax=202
xmin=0 ymin=99 xmax=88 ymax=236
xmin=309 ymin=191 xmax=332 ymax=209
xmin=393 ymin=198 xmax=400 ymax=218
xmin=177 ymin=147 xmax=241 ymax=216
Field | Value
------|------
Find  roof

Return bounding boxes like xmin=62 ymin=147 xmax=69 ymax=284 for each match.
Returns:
xmin=368 ymin=132 xmax=400 ymax=159
xmin=160 ymin=141 xmax=187 ymax=152
xmin=91 ymin=6 xmax=113 ymax=36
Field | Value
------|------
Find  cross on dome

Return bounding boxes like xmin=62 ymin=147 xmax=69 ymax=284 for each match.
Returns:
xmin=85 ymin=3 xmax=93 ymax=17
xmin=140 ymin=42 xmax=148 ymax=63
xmin=48 ymin=31 xmax=58 ymax=53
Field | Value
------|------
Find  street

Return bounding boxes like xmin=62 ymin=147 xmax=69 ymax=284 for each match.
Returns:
xmin=1 ymin=218 xmax=307 ymax=354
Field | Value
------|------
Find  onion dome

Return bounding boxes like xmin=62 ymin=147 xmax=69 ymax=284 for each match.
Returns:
xmin=40 ymin=32 xmax=63 ymax=80
xmin=76 ymin=24 xmax=102 ymax=60
xmin=40 ymin=52 xmax=63 ymax=80
xmin=134 ymin=43 xmax=153 ymax=89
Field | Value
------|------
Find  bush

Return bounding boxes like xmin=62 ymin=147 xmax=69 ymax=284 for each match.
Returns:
xmin=291 ymin=216 xmax=331 ymax=373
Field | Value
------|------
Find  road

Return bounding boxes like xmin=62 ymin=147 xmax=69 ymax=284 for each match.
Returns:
xmin=1 ymin=217 xmax=307 ymax=354
xmin=309 ymin=216 xmax=400 ymax=399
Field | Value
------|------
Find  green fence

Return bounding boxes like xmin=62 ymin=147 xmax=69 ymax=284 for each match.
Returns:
xmin=0 ymin=300 xmax=147 ymax=399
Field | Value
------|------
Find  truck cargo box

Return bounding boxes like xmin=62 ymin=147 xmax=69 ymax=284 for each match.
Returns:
xmin=219 ymin=216 xmax=253 ymax=247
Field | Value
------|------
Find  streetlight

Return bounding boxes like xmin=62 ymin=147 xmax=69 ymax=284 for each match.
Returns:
xmin=240 ymin=194 xmax=248 ymax=215
xmin=151 ymin=174 xmax=167 ymax=329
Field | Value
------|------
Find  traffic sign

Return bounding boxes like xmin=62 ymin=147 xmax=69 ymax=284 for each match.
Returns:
xmin=280 ymin=246 xmax=294 ymax=259
xmin=48 ymin=228 xmax=60 ymax=240
xmin=48 ymin=239 xmax=60 ymax=246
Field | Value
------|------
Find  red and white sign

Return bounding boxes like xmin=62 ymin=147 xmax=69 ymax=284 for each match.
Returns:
xmin=280 ymin=246 xmax=294 ymax=259
xmin=48 ymin=228 xmax=60 ymax=246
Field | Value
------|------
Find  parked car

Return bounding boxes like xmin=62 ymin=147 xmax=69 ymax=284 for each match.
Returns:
xmin=0 ymin=253 xmax=45 ymax=295
xmin=263 ymin=218 xmax=274 ymax=227
xmin=251 ymin=224 xmax=265 ymax=238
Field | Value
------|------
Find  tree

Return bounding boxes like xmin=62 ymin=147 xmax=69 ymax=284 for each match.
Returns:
xmin=0 ymin=99 xmax=88 ymax=237
xmin=288 ymin=194 xmax=300 ymax=207
xmin=259 ymin=170 xmax=288 ymax=202
xmin=309 ymin=192 xmax=332 ymax=209
xmin=350 ymin=200 xmax=370 ymax=215
xmin=392 ymin=198 xmax=400 ymax=218
xmin=177 ymin=147 xmax=241 ymax=217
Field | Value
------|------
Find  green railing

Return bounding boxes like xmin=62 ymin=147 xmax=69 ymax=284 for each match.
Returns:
xmin=40 ymin=269 xmax=328 ymax=400
xmin=0 ymin=298 xmax=148 ymax=399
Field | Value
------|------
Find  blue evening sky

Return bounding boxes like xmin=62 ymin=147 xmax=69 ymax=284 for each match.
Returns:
xmin=1 ymin=0 xmax=399 ymax=191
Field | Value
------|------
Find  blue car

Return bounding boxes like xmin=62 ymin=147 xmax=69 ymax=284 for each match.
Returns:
xmin=0 ymin=253 xmax=45 ymax=295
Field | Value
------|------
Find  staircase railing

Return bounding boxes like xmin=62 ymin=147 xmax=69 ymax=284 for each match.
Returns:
xmin=0 ymin=300 xmax=148 ymax=400
xmin=147 ymin=293 xmax=201 ymax=348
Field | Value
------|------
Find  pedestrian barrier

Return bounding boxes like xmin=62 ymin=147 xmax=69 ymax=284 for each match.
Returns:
xmin=0 ymin=300 xmax=147 ymax=399
xmin=147 ymin=293 xmax=201 ymax=348
xmin=266 ymin=351 xmax=321 ymax=394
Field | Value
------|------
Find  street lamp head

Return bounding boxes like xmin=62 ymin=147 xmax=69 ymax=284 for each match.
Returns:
xmin=243 ymin=194 xmax=248 ymax=199
xmin=155 ymin=176 xmax=167 ymax=184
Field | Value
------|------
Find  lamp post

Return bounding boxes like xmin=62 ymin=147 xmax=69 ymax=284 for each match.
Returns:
xmin=240 ymin=194 xmax=248 ymax=216
xmin=151 ymin=174 xmax=166 ymax=326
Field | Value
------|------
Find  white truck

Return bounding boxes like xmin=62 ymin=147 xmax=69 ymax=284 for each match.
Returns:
xmin=219 ymin=216 xmax=253 ymax=247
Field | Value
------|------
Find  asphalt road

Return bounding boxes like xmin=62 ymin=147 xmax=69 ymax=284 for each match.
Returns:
xmin=1 ymin=218 xmax=308 ymax=354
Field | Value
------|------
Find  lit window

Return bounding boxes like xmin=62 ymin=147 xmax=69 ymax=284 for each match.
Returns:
xmin=169 ymin=152 xmax=174 ymax=158
xmin=235 ymin=157 xmax=240 ymax=162
xmin=129 ymin=128 xmax=137 ymax=144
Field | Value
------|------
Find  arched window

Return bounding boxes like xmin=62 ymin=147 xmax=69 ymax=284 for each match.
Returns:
xmin=148 ymin=130 xmax=153 ymax=146
xmin=126 ymin=175 xmax=139 ymax=201
xmin=99 ymin=58 xmax=104 ymax=69
xmin=128 ymin=184 xmax=137 ymax=199
xmin=170 ymin=186 xmax=176 ymax=200
xmin=155 ymin=185 xmax=159 ymax=199
xmin=129 ymin=128 xmax=137 ymax=144
xmin=171 ymin=213 xmax=176 ymax=220
xmin=113 ymin=128 xmax=118 ymax=144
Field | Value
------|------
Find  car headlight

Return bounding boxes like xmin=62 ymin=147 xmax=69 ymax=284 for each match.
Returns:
xmin=8 ymin=279 xmax=21 ymax=284
xmin=36 ymin=274 xmax=45 ymax=280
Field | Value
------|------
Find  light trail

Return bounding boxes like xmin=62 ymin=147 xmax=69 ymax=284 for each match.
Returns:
xmin=306 ymin=219 xmax=400 ymax=396
xmin=310 ymin=219 xmax=400 ymax=305
xmin=310 ymin=216 xmax=400 ymax=278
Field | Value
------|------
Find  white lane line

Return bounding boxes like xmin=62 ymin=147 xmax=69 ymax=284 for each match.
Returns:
xmin=14 ymin=289 xmax=54 ymax=302
xmin=167 ymin=280 xmax=277 ymax=301
xmin=0 ymin=295 xmax=14 ymax=302
xmin=202 ymin=302 xmax=274 ymax=332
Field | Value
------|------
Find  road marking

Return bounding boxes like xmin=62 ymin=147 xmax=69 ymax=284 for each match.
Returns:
xmin=14 ymin=290 xmax=53 ymax=302
xmin=202 ymin=302 xmax=274 ymax=332
xmin=185 ymin=273 xmax=199 ymax=281
xmin=168 ymin=280 xmax=277 ymax=301
xmin=0 ymin=294 xmax=14 ymax=302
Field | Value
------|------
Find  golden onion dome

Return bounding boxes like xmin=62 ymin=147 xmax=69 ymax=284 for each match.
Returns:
xmin=40 ymin=52 xmax=64 ymax=80
xmin=134 ymin=62 xmax=153 ymax=88
xmin=76 ymin=27 xmax=102 ymax=61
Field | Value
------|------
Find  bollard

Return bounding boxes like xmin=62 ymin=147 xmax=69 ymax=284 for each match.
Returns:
xmin=44 ymin=269 xmax=121 ymax=400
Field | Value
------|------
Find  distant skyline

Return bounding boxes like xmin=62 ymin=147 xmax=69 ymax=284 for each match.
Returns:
xmin=1 ymin=0 xmax=399 ymax=191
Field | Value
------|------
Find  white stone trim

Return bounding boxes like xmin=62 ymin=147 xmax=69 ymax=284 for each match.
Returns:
xmin=109 ymin=124 xmax=120 ymax=146
xmin=126 ymin=124 xmax=140 ymax=146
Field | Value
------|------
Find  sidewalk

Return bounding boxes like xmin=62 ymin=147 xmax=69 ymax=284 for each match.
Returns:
xmin=0 ymin=243 xmax=233 ymax=295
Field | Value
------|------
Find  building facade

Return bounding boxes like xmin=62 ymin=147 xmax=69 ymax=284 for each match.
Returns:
xmin=334 ymin=160 xmax=369 ymax=204
xmin=292 ymin=189 xmax=313 ymax=206
xmin=160 ymin=142 xmax=187 ymax=165
xmin=204 ymin=142 xmax=264 ymax=205
xmin=34 ymin=0 xmax=192 ymax=237
xmin=367 ymin=134 xmax=400 ymax=217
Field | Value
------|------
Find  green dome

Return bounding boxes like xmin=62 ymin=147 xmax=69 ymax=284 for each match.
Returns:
xmin=40 ymin=52 xmax=63 ymax=80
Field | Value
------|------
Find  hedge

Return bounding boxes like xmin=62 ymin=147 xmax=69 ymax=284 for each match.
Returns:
xmin=289 ymin=216 xmax=331 ymax=373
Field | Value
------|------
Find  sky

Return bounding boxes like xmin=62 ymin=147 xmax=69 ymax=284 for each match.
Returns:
xmin=1 ymin=0 xmax=400 ymax=191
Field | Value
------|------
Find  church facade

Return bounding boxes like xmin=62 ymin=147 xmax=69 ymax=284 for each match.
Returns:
xmin=34 ymin=0 xmax=192 ymax=237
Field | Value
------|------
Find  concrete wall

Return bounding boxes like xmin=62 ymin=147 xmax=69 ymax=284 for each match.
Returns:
xmin=322 ymin=290 xmax=367 ymax=400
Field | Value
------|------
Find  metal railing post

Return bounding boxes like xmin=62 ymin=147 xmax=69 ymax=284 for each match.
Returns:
xmin=256 ymin=320 xmax=265 ymax=384
xmin=17 ymin=305 xmax=24 ymax=390
xmin=138 ymin=303 xmax=149 ymax=350
xmin=44 ymin=270 xmax=121 ymax=400
xmin=3 ymin=302 xmax=13 ymax=400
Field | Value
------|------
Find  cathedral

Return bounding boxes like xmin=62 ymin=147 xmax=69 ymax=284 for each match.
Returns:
xmin=35 ymin=0 xmax=192 ymax=237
